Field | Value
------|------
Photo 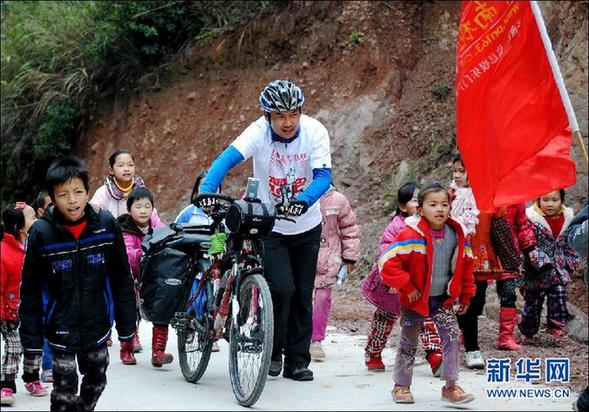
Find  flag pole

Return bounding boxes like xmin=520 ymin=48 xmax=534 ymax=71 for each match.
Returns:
xmin=573 ymin=130 xmax=589 ymax=170
xmin=530 ymin=2 xmax=587 ymax=171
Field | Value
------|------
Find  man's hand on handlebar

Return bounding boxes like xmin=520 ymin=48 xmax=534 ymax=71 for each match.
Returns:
xmin=195 ymin=193 xmax=221 ymax=209
xmin=277 ymin=200 xmax=308 ymax=217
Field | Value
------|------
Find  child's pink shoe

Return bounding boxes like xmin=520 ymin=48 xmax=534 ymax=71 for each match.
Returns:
xmin=24 ymin=380 xmax=49 ymax=397
xmin=1 ymin=388 xmax=16 ymax=405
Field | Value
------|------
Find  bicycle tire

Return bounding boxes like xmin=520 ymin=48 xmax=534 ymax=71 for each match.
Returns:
xmin=177 ymin=309 xmax=213 ymax=383
xmin=228 ymin=273 xmax=274 ymax=406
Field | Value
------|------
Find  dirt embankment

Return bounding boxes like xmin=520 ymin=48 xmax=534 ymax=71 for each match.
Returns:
xmin=76 ymin=0 xmax=588 ymax=390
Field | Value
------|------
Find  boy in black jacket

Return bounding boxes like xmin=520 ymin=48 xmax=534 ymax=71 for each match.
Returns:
xmin=19 ymin=156 xmax=137 ymax=412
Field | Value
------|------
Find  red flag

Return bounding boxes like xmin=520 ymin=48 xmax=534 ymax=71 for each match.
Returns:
xmin=456 ymin=1 xmax=576 ymax=213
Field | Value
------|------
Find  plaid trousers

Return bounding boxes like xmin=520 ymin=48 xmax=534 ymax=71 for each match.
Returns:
xmin=365 ymin=309 xmax=441 ymax=356
xmin=519 ymin=284 xmax=570 ymax=337
xmin=1 ymin=321 xmax=22 ymax=380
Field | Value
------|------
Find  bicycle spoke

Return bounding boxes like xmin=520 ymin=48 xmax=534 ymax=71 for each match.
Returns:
xmin=229 ymin=274 xmax=273 ymax=406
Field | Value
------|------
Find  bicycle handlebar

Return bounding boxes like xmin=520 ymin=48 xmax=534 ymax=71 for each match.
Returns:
xmin=193 ymin=192 xmax=235 ymax=207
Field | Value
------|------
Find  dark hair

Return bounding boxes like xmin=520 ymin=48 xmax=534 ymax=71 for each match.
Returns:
xmin=127 ymin=187 xmax=154 ymax=211
xmin=395 ymin=181 xmax=421 ymax=217
xmin=34 ymin=190 xmax=50 ymax=211
xmin=109 ymin=149 xmax=134 ymax=168
xmin=46 ymin=156 xmax=90 ymax=198
xmin=538 ymin=189 xmax=566 ymax=204
xmin=452 ymin=153 xmax=463 ymax=165
xmin=417 ymin=182 xmax=449 ymax=206
xmin=2 ymin=206 xmax=25 ymax=239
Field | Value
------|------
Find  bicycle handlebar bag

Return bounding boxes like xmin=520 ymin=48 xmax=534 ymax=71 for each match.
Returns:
xmin=225 ymin=200 xmax=276 ymax=238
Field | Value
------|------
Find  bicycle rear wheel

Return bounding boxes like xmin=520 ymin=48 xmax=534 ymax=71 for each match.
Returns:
xmin=177 ymin=309 xmax=213 ymax=383
xmin=228 ymin=273 xmax=274 ymax=407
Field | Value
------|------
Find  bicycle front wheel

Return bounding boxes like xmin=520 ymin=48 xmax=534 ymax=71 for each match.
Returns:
xmin=177 ymin=309 xmax=213 ymax=383
xmin=228 ymin=273 xmax=274 ymax=407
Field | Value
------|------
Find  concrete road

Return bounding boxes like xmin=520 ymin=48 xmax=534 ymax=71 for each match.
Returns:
xmin=7 ymin=321 xmax=577 ymax=411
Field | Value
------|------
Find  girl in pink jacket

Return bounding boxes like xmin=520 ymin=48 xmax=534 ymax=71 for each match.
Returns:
xmin=361 ymin=182 xmax=443 ymax=375
xmin=117 ymin=187 xmax=165 ymax=366
xmin=310 ymin=186 xmax=360 ymax=360
xmin=90 ymin=149 xmax=163 ymax=226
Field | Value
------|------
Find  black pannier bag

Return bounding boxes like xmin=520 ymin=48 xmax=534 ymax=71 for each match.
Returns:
xmin=225 ymin=200 xmax=276 ymax=237
xmin=139 ymin=225 xmax=194 ymax=324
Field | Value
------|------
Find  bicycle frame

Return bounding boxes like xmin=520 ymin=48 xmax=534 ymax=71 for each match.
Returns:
xmin=183 ymin=233 xmax=263 ymax=341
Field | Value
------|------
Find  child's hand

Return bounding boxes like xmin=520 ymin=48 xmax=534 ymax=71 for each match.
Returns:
xmin=455 ymin=303 xmax=469 ymax=315
xmin=388 ymin=287 xmax=398 ymax=294
xmin=528 ymin=249 xmax=539 ymax=264
xmin=407 ymin=288 xmax=421 ymax=303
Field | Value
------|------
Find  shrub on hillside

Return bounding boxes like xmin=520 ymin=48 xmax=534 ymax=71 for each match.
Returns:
xmin=0 ymin=0 xmax=270 ymax=207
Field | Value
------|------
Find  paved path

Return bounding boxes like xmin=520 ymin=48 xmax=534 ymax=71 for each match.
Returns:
xmin=6 ymin=322 xmax=577 ymax=411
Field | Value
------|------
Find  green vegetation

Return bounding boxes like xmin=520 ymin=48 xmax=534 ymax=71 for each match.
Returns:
xmin=349 ymin=31 xmax=362 ymax=45
xmin=431 ymin=83 xmax=451 ymax=101
xmin=1 ymin=0 xmax=271 ymax=205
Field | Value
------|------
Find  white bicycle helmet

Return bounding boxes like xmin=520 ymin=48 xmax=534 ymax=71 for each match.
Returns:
xmin=259 ymin=80 xmax=305 ymax=112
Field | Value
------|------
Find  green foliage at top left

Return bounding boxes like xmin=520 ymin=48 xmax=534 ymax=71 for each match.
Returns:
xmin=0 ymin=0 xmax=270 ymax=206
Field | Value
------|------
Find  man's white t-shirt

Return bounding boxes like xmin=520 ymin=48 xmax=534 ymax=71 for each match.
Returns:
xmin=231 ymin=114 xmax=332 ymax=235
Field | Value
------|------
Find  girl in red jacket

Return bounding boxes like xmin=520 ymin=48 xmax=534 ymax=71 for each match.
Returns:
xmin=1 ymin=203 xmax=44 ymax=406
xmin=378 ymin=184 xmax=475 ymax=405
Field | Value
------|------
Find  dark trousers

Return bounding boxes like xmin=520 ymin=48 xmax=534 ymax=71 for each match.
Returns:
xmin=50 ymin=346 xmax=109 ymax=412
xmin=457 ymin=278 xmax=517 ymax=351
xmin=457 ymin=280 xmax=488 ymax=352
xmin=263 ymin=224 xmax=321 ymax=367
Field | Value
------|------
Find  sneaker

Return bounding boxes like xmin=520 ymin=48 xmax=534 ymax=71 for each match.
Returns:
xmin=41 ymin=369 xmax=53 ymax=383
xmin=426 ymin=350 xmax=443 ymax=377
xmin=1 ymin=388 xmax=16 ymax=406
xmin=310 ymin=341 xmax=326 ymax=360
xmin=283 ymin=364 xmax=314 ymax=381
xmin=211 ymin=341 xmax=220 ymax=353
xmin=442 ymin=384 xmax=474 ymax=404
xmin=365 ymin=353 xmax=386 ymax=371
xmin=268 ymin=357 xmax=282 ymax=377
xmin=548 ymin=328 xmax=567 ymax=339
xmin=391 ymin=385 xmax=414 ymax=404
xmin=464 ymin=350 xmax=485 ymax=369
xmin=24 ymin=380 xmax=49 ymax=397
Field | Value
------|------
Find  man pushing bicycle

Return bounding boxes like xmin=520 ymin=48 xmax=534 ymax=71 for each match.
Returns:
xmin=198 ymin=79 xmax=332 ymax=381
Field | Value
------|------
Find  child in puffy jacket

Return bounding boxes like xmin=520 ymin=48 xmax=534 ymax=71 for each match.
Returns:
xmin=19 ymin=156 xmax=137 ymax=411
xmin=1 ymin=203 xmax=44 ymax=406
xmin=379 ymin=183 xmax=476 ymax=405
xmin=310 ymin=186 xmax=360 ymax=360
xmin=361 ymin=182 xmax=443 ymax=376
xmin=118 ymin=187 xmax=166 ymax=366
xmin=519 ymin=189 xmax=580 ymax=341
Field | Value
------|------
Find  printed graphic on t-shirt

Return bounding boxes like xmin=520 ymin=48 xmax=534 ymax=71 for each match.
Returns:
xmin=267 ymin=150 xmax=309 ymax=203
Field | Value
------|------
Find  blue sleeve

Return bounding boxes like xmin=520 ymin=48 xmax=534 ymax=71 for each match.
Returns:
xmin=200 ymin=146 xmax=245 ymax=193
xmin=175 ymin=206 xmax=194 ymax=225
xmin=296 ymin=168 xmax=332 ymax=207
